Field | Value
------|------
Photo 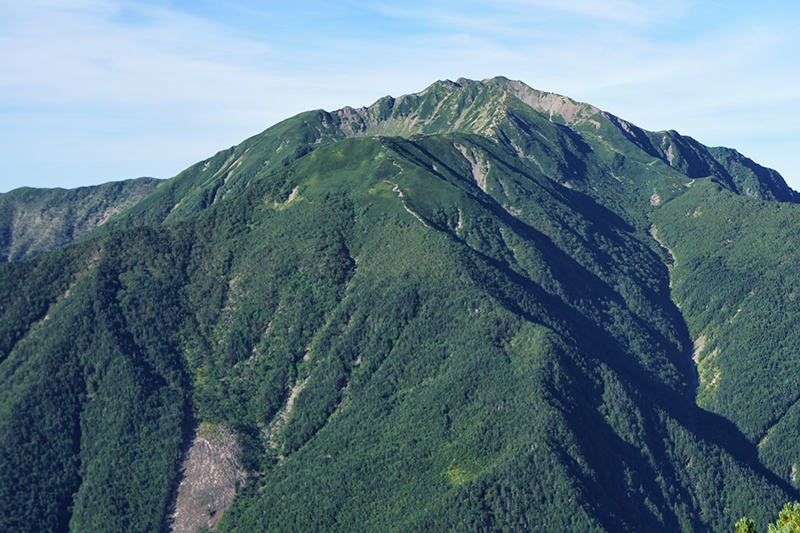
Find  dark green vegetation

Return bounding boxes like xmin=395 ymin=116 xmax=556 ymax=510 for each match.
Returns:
xmin=2 ymin=77 xmax=800 ymax=532
xmin=0 ymin=177 xmax=160 ymax=262
xmin=736 ymin=502 xmax=800 ymax=532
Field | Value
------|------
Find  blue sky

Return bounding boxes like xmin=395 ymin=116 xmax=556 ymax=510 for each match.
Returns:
xmin=2 ymin=0 xmax=799 ymax=192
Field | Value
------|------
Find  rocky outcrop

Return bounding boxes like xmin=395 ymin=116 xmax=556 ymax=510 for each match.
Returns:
xmin=166 ymin=424 xmax=246 ymax=533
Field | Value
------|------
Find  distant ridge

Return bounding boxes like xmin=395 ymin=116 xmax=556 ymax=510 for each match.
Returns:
xmin=0 ymin=177 xmax=160 ymax=262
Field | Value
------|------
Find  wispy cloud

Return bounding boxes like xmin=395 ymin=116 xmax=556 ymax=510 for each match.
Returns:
xmin=486 ymin=0 xmax=686 ymax=26
xmin=0 ymin=0 xmax=297 ymax=187
xmin=0 ymin=0 xmax=277 ymax=107
xmin=362 ymin=0 xmax=685 ymax=41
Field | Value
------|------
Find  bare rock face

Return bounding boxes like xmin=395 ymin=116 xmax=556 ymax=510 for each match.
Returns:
xmin=167 ymin=424 xmax=246 ymax=533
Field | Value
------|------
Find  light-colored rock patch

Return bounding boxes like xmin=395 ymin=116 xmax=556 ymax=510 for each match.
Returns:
xmin=666 ymin=144 xmax=676 ymax=166
xmin=454 ymin=143 xmax=491 ymax=192
xmin=266 ymin=373 xmax=312 ymax=457
xmin=692 ymin=334 xmax=706 ymax=364
xmin=650 ymin=191 xmax=661 ymax=206
xmin=167 ymin=424 xmax=246 ymax=533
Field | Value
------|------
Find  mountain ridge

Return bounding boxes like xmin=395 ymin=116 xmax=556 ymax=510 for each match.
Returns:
xmin=0 ymin=177 xmax=160 ymax=262
xmin=92 ymin=77 xmax=796 ymax=235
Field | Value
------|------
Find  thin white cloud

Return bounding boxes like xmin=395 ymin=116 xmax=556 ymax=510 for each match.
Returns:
xmin=0 ymin=0 xmax=277 ymax=107
xmin=496 ymin=0 xmax=687 ymax=25
xmin=363 ymin=0 xmax=685 ymax=35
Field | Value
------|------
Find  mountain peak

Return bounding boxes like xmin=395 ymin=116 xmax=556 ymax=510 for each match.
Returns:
xmin=5 ymin=75 xmax=800 ymax=533
xmin=465 ymin=76 xmax=600 ymax=125
xmin=96 ymin=75 xmax=796 ymax=231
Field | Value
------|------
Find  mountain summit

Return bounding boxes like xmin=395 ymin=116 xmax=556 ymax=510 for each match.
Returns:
xmin=2 ymin=78 xmax=800 ymax=532
xmin=100 ymin=77 xmax=797 ymax=230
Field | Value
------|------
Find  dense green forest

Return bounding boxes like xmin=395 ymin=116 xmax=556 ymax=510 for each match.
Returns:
xmin=2 ymin=77 xmax=800 ymax=532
